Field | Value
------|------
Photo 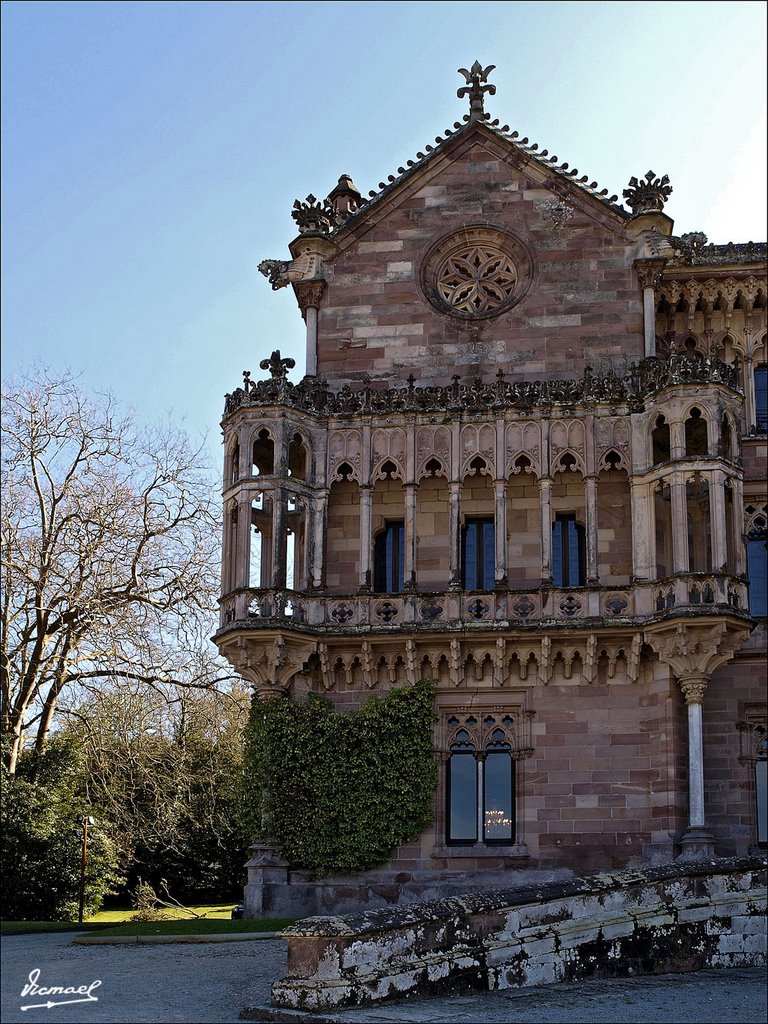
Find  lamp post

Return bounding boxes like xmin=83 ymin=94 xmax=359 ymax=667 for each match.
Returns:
xmin=78 ymin=815 xmax=95 ymax=925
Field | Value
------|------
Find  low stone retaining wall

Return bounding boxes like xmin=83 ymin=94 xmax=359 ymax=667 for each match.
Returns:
xmin=271 ymin=857 xmax=767 ymax=1011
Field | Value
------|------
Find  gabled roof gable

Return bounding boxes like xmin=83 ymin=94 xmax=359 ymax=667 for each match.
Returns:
xmin=332 ymin=115 xmax=628 ymax=246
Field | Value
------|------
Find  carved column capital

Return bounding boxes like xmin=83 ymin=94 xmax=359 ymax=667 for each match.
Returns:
xmin=635 ymin=257 xmax=667 ymax=290
xmin=679 ymin=675 xmax=709 ymax=706
xmin=293 ymin=279 xmax=326 ymax=316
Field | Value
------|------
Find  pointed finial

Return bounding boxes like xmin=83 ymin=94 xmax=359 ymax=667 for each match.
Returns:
xmin=457 ymin=61 xmax=496 ymax=121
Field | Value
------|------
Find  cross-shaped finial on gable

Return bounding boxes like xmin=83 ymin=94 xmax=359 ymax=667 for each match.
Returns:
xmin=457 ymin=61 xmax=496 ymax=121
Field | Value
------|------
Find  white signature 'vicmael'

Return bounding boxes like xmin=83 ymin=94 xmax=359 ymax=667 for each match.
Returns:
xmin=20 ymin=968 xmax=101 ymax=1010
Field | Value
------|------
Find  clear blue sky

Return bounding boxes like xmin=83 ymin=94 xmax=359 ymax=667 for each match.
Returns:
xmin=2 ymin=1 xmax=766 ymax=469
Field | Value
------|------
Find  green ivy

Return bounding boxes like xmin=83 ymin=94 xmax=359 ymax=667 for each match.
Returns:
xmin=240 ymin=679 xmax=437 ymax=875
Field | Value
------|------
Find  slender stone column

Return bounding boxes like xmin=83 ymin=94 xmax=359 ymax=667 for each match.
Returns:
xmin=585 ymin=474 xmax=598 ymax=584
xmin=539 ymin=476 xmax=553 ymax=583
xmin=359 ymin=485 xmax=372 ymax=591
xmin=305 ymin=307 xmax=318 ymax=376
xmin=237 ymin=497 xmax=252 ymax=591
xmin=449 ymin=481 xmax=461 ymax=588
xmin=732 ymin=475 xmax=747 ymax=576
xmin=743 ymin=354 xmax=755 ymax=431
xmin=270 ymin=486 xmax=286 ymax=588
xmin=670 ymin=475 xmax=690 ymax=573
xmin=404 ymin=483 xmax=417 ymax=590
xmin=309 ymin=490 xmax=328 ymax=589
xmin=476 ymin=754 xmax=486 ymax=842
xmin=294 ymin=280 xmax=325 ymax=378
xmin=630 ymin=479 xmax=653 ymax=581
xmin=678 ymin=675 xmax=715 ymax=859
xmin=709 ymin=469 xmax=727 ymax=572
xmin=494 ymin=479 xmax=507 ymax=586
xmin=635 ymin=259 xmax=666 ymax=358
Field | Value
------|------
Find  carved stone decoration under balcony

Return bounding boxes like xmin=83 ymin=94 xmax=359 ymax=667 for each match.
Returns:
xmin=644 ymin=620 xmax=751 ymax=699
xmin=623 ymin=171 xmax=673 ymax=214
xmin=219 ymin=634 xmax=316 ymax=698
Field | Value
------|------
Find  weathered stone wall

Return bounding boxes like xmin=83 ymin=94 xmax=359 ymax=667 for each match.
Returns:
xmin=317 ymin=134 xmax=643 ymax=387
xmin=703 ymin=652 xmax=768 ymax=857
xmin=271 ymin=858 xmax=767 ymax=1011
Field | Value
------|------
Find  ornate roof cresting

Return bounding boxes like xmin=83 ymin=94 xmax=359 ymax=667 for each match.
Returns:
xmin=224 ymin=354 xmax=741 ymax=420
xmin=623 ymin=171 xmax=673 ymax=215
xmin=291 ymin=194 xmax=336 ymax=235
xmin=457 ymin=61 xmax=496 ymax=121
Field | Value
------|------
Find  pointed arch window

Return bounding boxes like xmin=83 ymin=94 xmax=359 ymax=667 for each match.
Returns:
xmin=446 ymin=714 xmax=516 ymax=845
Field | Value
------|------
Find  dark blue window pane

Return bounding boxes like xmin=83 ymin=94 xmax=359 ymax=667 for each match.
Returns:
xmin=464 ymin=522 xmax=477 ymax=589
xmin=462 ymin=518 xmax=494 ymax=589
xmin=483 ymin=754 xmax=514 ymax=842
xmin=448 ymin=755 xmax=477 ymax=842
xmin=553 ymin=514 xmax=585 ymax=587
xmin=482 ymin=521 xmax=495 ymax=588
xmin=552 ymin=519 xmax=564 ymax=587
xmin=756 ymin=366 xmax=768 ymax=432
xmin=757 ymin=759 xmax=767 ymax=845
xmin=747 ymin=538 xmax=768 ymax=617
xmin=374 ymin=521 xmax=404 ymax=593
xmin=568 ymin=519 xmax=581 ymax=586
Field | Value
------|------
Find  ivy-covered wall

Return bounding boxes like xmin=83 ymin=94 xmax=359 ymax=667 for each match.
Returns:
xmin=241 ymin=679 xmax=437 ymax=875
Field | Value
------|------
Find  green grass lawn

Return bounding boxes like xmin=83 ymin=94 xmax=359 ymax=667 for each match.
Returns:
xmin=90 ymin=918 xmax=295 ymax=937
xmin=86 ymin=903 xmax=238 ymax=923
xmin=2 ymin=903 xmax=296 ymax=936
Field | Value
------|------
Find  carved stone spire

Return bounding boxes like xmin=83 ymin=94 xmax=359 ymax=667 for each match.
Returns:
xmin=457 ymin=61 xmax=496 ymax=121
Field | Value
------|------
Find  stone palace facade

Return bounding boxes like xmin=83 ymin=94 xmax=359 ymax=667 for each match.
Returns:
xmin=214 ymin=65 xmax=767 ymax=915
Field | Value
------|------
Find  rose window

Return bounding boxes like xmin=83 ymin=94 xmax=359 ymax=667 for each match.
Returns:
xmin=421 ymin=227 xmax=534 ymax=320
xmin=437 ymin=245 xmax=517 ymax=315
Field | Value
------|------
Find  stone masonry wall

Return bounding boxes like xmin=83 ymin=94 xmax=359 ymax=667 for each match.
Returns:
xmin=317 ymin=134 xmax=643 ymax=387
xmin=272 ymin=858 xmax=767 ymax=1010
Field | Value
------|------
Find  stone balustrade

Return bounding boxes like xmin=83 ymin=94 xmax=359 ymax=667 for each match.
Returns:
xmin=271 ymin=857 xmax=767 ymax=1011
xmin=219 ymin=576 xmax=749 ymax=632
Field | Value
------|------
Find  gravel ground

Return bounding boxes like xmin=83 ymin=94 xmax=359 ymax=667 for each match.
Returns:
xmin=1 ymin=932 xmax=765 ymax=1024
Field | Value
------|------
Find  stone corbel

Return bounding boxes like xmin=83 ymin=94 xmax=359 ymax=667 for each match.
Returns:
xmin=226 ymin=634 xmax=317 ymax=697
xmin=643 ymin=619 xmax=750 ymax=690
xmin=258 ymin=251 xmax=324 ymax=290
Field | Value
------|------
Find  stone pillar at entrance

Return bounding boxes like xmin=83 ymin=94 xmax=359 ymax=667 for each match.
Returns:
xmin=644 ymin=619 xmax=751 ymax=860
xmin=678 ymin=674 xmax=714 ymax=858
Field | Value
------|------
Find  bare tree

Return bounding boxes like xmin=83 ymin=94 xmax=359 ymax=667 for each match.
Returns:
xmin=1 ymin=369 xmax=233 ymax=773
